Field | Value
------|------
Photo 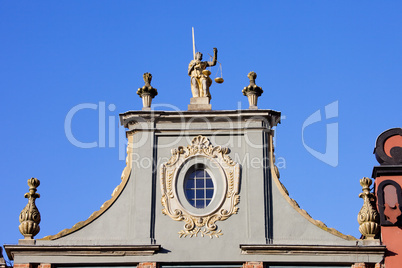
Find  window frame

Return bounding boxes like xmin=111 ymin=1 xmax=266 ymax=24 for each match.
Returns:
xmin=175 ymin=156 xmax=226 ymax=217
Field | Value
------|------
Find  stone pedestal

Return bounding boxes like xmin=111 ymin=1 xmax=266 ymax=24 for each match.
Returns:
xmin=141 ymin=93 xmax=152 ymax=108
xmin=247 ymin=93 xmax=258 ymax=109
xmin=188 ymin=97 xmax=211 ymax=111
xmin=18 ymin=238 xmax=35 ymax=245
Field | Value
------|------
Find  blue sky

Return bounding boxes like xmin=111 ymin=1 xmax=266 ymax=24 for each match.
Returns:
xmin=1 ymin=1 xmax=402 ymax=254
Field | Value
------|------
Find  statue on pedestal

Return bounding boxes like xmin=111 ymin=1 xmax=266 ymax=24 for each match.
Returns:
xmin=188 ymin=48 xmax=218 ymax=99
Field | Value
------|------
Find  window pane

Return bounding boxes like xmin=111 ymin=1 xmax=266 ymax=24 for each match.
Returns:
xmin=195 ymin=170 xmax=205 ymax=177
xmin=196 ymin=179 xmax=204 ymax=188
xmin=206 ymin=189 xmax=214 ymax=198
xmin=206 ymin=179 xmax=214 ymax=188
xmin=195 ymin=200 xmax=204 ymax=208
xmin=185 ymin=189 xmax=195 ymax=199
xmin=196 ymin=189 xmax=204 ymax=198
xmin=186 ymin=179 xmax=194 ymax=189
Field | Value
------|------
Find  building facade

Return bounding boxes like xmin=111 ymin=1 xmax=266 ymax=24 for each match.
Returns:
xmin=5 ymin=66 xmax=398 ymax=267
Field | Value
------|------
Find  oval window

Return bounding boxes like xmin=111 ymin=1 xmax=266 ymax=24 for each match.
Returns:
xmin=184 ymin=168 xmax=214 ymax=209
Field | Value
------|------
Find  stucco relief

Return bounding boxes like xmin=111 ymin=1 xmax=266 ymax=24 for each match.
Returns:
xmin=160 ymin=135 xmax=241 ymax=238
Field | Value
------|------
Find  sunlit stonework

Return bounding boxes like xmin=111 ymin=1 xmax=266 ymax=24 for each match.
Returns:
xmin=358 ymin=177 xmax=380 ymax=239
xmin=160 ymin=135 xmax=240 ymax=238
xmin=19 ymin=178 xmax=41 ymax=240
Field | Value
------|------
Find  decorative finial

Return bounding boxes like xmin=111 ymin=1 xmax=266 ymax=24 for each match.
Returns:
xmin=19 ymin=178 xmax=41 ymax=240
xmin=242 ymin=71 xmax=263 ymax=109
xmin=137 ymin=72 xmax=158 ymax=111
xmin=357 ymin=177 xmax=380 ymax=239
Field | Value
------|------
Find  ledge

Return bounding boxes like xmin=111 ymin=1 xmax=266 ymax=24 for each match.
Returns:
xmin=119 ymin=109 xmax=281 ymax=128
xmin=372 ymin=165 xmax=402 ymax=178
xmin=240 ymin=244 xmax=386 ymax=256
xmin=4 ymin=245 xmax=161 ymax=260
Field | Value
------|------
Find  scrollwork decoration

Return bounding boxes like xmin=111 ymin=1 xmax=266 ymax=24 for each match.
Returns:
xmin=178 ymin=228 xmax=223 ymax=238
xmin=160 ymin=135 xmax=241 ymax=238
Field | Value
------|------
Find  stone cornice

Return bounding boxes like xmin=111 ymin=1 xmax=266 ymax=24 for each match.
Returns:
xmin=240 ymin=244 xmax=385 ymax=256
xmin=4 ymin=245 xmax=160 ymax=260
xmin=119 ymin=109 xmax=281 ymax=129
xmin=372 ymin=165 xmax=402 ymax=178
